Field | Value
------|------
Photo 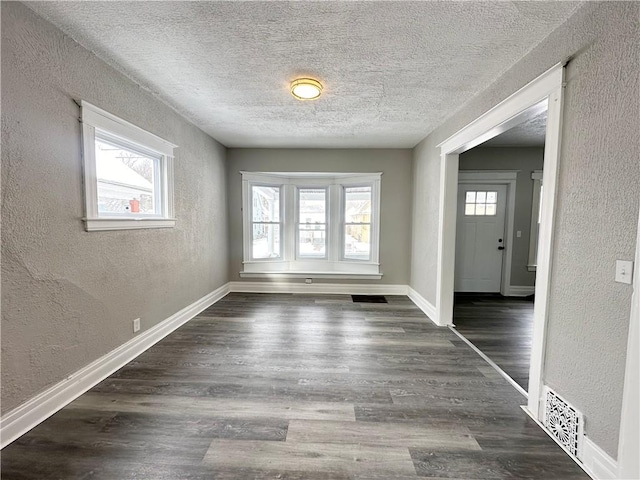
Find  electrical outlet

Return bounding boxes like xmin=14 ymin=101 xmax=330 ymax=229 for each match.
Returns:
xmin=133 ymin=318 xmax=141 ymax=333
xmin=305 ymin=278 xmax=312 ymax=284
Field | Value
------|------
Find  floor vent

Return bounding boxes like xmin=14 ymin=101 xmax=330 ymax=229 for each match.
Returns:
xmin=543 ymin=386 xmax=584 ymax=457
xmin=352 ymin=295 xmax=387 ymax=303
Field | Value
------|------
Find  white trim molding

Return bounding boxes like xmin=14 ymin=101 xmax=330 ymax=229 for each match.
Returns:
xmin=241 ymin=171 xmax=382 ymax=277
xmin=458 ymin=170 xmax=518 ymax=297
xmin=80 ymin=101 xmax=177 ymax=232
xmin=582 ymin=437 xmax=618 ymax=480
xmin=617 ymin=203 xmax=640 ymax=480
xmin=0 ymin=283 xmax=230 ymax=449
xmin=433 ymin=63 xmax=565 ymax=422
xmin=229 ymin=281 xmax=407 ymax=296
xmin=407 ymin=287 xmax=438 ymax=324
xmin=508 ymin=285 xmax=536 ymax=297
xmin=521 ymin=405 xmax=612 ymax=480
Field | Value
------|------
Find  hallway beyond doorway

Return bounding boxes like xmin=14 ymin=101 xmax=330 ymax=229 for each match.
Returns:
xmin=453 ymin=293 xmax=534 ymax=391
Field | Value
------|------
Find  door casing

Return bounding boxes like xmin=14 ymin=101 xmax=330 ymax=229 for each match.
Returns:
xmin=434 ymin=63 xmax=565 ymax=422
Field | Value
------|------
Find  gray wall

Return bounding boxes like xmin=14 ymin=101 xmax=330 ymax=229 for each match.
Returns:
xmin=459 ymin=147 xmax=544 ymax=287
xmin=227 ymin=149 xmax=412 ymax=285
xmin=411 ymin=2 xmax=639 ymax=457
xmin=1 ymin=2 xmax=229 ymax=414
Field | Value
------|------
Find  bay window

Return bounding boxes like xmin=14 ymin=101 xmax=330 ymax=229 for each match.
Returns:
xmin=241 ymin=172 xmax=382 ymax=278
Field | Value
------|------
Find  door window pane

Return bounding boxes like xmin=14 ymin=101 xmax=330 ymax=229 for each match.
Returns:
xmin=252 ymin=224 xmax=280 ymax=259
xmin=464 ymin=190 xmax=498 ymax=216
xmin=252 ymin=186 xmax=280 ymax=222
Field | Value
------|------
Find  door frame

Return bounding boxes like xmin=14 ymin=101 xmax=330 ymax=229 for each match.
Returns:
xmin=457 ymin=171 xmax=517 ymax=296
xmin=617 ymin=202 xmax=640 ymax=479
xmin=434 ymin=63 xmax=565 ymax=421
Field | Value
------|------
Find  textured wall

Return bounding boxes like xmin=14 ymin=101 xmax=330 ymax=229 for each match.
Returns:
xmin=1 ymin=2 xmax=229 ymax=414
xmin=227 ymin=149 xmax=412 ymax=285
xmin=410 ymin=1 xmax=639 ymax=457
xmin=459 ymin=147 xmax=545 ymax=287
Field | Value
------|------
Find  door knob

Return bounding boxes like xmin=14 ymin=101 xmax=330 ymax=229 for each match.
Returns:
xmin=498 ymin=246 xmax=505 ymax=250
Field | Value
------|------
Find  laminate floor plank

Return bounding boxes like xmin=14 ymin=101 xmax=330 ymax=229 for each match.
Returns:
xmin=453 ymin=294 xmax=534 ymax=391
xmin=1 ymin=293 xmax=586 ymax=479
xmin=202 ymin=439 xmax=417 ymax=476
xmin=66 ymin=392 xmax=357 ymax=421
xmin=286 ymin=419 xmax=480 ymax=450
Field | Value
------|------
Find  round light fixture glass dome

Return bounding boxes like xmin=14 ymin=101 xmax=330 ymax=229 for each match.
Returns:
xmin=290 ymin=78 xmax=323 ymax=100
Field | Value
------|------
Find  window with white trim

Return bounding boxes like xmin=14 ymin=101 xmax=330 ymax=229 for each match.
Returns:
xmin=80 ymin=101 xmax=177 ymax=231
xmin=528 ymin=170 xmax=543 ymax=271
xmin=241 ymin=172 xmax=382 ymax=278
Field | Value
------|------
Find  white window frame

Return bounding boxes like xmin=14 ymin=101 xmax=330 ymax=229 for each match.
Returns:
xmin=80 ymin=101 xmax=177 ymax=231
xmin=241 ymin=172 xmax=382 ymax=279
xmin=528 ymin=170 xmax=543 ymax=271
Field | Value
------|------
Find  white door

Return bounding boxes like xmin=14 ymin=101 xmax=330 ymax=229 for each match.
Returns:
xmin=455 ymin=184 xmax=507 ymax=292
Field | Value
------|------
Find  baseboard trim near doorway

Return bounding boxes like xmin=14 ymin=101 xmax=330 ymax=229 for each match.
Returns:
xmin=0 ymin=283 xmax=231 ymax=449
xmin=508 ymin=285 xmax=536 ymax=297
xmin=448 ymin=325 xmax=528 ymax=398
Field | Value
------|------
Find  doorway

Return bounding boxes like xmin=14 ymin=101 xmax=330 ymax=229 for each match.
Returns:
xmin=452 ymin=111 xmax=545 ymax=393
xmin=435 ymin=63 xmax=565 ymax=420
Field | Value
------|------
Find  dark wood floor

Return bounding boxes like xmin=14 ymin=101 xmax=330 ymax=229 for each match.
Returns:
xmin=453 ymin=294 xmax=534 ymax=391
xmin=1 ymin=293 xmax=586 ymax=479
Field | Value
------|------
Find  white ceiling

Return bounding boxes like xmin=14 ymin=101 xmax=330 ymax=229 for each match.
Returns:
xmin=481 ymin=110 xmax=548 ymax=147
xmin=26 ymin=1 xmax=581 ymax=148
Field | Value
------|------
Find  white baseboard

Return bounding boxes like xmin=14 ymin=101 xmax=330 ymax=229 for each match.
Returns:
xmin=521 ymin=406 xmax=619 ymax=480
xmin=407 ymin=287 xmax=438 ymax=325
xmin=508 ymin=285 xmax=536 ymax=297
xmin=0 ymin=283 xmax=231 ymax=449
xmin=228 ymin=281 xmax=408 ymax=296
xmin=582 ymin=436 xmax=618 ymax=480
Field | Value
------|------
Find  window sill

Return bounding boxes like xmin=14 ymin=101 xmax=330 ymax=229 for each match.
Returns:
xmin=84 ymin=217 xmax=176 ymax=232
xmin=239 ymin=271 xmax=383 ymax=280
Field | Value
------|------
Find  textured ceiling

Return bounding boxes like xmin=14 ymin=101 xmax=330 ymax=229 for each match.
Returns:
xmin=26 ymin=1 xmax=581 ymax=148
xmin=481 ymin=110 xmax=548 ymax=147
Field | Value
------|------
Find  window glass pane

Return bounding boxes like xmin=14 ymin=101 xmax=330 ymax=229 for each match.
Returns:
xmin=345 ymin=186 xmax=372 ymax=223
xmin=476 ymin=191 xmax=486 ymax=203
xmin=465 ymin=204 xmax=476 ymax=216
xmin=465 ymin=191 xmax=476 ymax=203
xmin=476 ymin=204 xmax=486 ymax=215
xmin=486 ymin=191 xmax=497 ymax=203
xmin=299 ymin=188 xmax=326 ymax=224
xmin=485 ymin=204 xmax=497 ymax=216
xmin=345 ymin=225 xmax=371 ymax=260
xmin=299 ymin=225 xmax=326 ymax=258
xmin=252 ymin=224 xmax=280 ymax=259
xmin=95 ymin=138 xmax=159 ymax=215
xmin=252 ymin=186 xmax=280 ymax=222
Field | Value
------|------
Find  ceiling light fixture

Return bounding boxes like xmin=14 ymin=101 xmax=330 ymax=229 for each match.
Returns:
xmin=290 ymin=78 xmax=323 ymax=100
